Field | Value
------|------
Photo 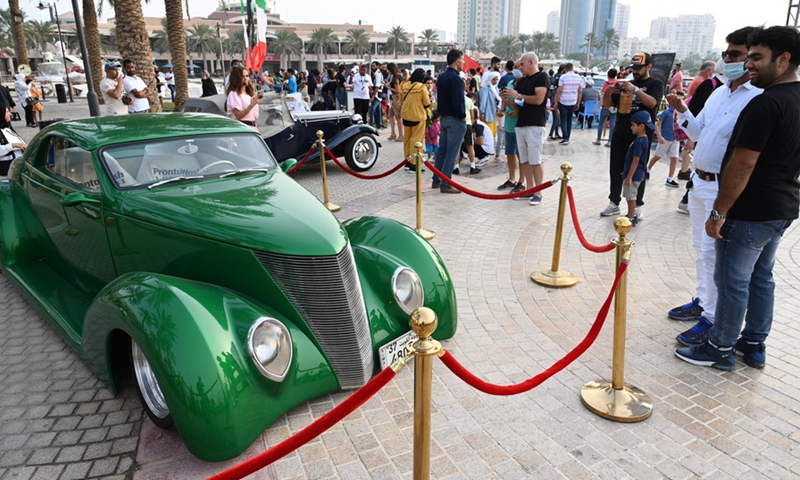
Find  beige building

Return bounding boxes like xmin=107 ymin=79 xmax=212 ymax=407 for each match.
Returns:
xmin=456 ymin=0 xmax=521 ymax=49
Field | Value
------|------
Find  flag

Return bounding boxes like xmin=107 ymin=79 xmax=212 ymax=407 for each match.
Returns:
xmin=240 ymin=0 xmax=251 ymax=69
xmin=250 ymin=0 xmax=268 ymax=71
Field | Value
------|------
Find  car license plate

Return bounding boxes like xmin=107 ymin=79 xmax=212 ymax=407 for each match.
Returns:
xmin=379 ymin=330 xmax=418 ymax=369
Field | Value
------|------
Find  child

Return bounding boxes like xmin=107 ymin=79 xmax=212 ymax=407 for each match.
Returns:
xmin=424 ymin=110 xmax=440 ymax=162
xmin=647 ymin=105 xmax=680 ymax=187
xmin=622 ymin=111 xmax=652 ymax=226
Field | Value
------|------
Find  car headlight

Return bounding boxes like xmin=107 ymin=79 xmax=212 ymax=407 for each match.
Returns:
xmin=351 ymin=113 xmax=363 ymax=124
xmin=247 ymin=317 xmax=292 ymax=382
xmin=392 ymin=267 xmax=424 ymax=315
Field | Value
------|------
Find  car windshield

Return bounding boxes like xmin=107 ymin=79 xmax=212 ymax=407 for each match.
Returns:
xmin=100 ymin=133 xmax=279 ymax=189
xmin=257 ymin=93 xmax=294 ymax=138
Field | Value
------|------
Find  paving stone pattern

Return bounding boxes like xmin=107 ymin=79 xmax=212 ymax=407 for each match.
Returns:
xmin=2 ymin=99 xmax=800 ymax=479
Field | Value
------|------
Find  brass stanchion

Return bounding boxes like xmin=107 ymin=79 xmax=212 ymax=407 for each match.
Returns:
xmin=413 ymin=142 xmax=435 ymax=240
xmin=407 ymin=307 xmax=441 ymax=480
xmin=580 ymin=217 xmax=653 ymax=422
xmin=317 ymin=130 xmax=340 ymax=212
xmin=532 ymin=162 xmax=578 ymax=288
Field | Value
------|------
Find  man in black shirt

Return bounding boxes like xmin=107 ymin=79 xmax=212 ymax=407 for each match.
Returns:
xmin=675 ymin=26 xmax=800 ymax=371
xmin=432 ymin=49 xmax=467 ymax=193
xmin=503 ymin=52 xmax=550 ymax=206
xmin=599 ymin=52 xmax=663 ymax=218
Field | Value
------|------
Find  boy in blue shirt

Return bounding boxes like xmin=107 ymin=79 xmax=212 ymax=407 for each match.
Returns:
xmin=622 ymin=110 xmax=653 ymax=226
xmin=647 ymin=106 xmax=681 ymax=187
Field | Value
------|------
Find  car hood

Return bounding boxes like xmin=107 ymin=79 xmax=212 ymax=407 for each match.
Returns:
xmin=117 ymin=172 xmax=348 ymax=256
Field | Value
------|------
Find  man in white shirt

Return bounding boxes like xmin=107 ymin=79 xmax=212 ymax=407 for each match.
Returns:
xmin=121 ymin=59 xmax=150 ymax=114
xmin=164 ymin=67 xmax=175 ymax=102
xmin=664 ymin=26 xmax=763 ymax=348
xmin=99 ymin=63 xmax=128 ymax=116
xmin=473 ymin=118 xmax=495 ymax=164
xmin=351 ymin=63 xmax=372 ymax=121
xmin=369 ymin=62 xmax=384 ymax=131
xmin=553 ymin=63 xmax=583 ymax=145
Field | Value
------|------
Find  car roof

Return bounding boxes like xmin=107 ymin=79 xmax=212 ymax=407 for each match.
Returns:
xmin=42 ymin=113 xmax=258 ymax=151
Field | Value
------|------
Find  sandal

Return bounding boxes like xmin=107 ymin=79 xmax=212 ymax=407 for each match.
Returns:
xmin=396 ymin=136 xmax=404 ymax=142
xmin=388 ymin=134 xmax=396 ymax=141
xmin=592 ymin=141 xmax=601 ymax=145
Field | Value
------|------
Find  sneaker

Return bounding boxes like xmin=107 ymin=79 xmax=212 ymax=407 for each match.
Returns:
xmin=529 ymin=195 xmax=542 ymax=206
xmin=476 ymin=158 xmax=490 ymax=168
xmin=453 ymin=167 xmax=460 ymax=175
xmin=404 ymin=163 xmax=415 ymax=172
xmin=559 ymin=140 xmax=570 ymax=145
xmin=628 ymin=216 xmax=638 ymax=227
xmin=599 ymin=202 xmax=620 ymax=217
xmin=668 ymin=297 xmax=704 ymax=321
xmin=665 ymin=179 xmax=679 ymax=188
xmin=440 ymin=187 xmax=461 ymax=194
xmin=635 ymin=206 xmax=644 ymax=221
xmin=510 ymin=182 xmax=525 ymax=194
xmin=469 ymin=166 xmax=482 ymax=174
xmin=676 ymin=316 xmax=713 ymax=346
xmin=497 ymin=179 xmax=516 ymax=190
xmin=677 ymin=169 xmax=692 ymax=181
xmin=675 ymin=340 xmax=734 ymax=371
xmin=645 ymin=171 xmax=651 ymax=180
xmin=677 ymin=202 xmax=689 ymax=215
xmin=592 ymin=141 xmax=602 ymax=145
xmin=734 ymin=338 xmax=766 ymax=369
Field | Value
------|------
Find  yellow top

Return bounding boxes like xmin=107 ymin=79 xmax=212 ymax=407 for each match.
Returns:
xmin=399 ymin=82 xmax=431 ymax=123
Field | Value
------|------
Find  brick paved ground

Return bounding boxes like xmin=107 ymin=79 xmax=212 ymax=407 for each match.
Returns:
xmin=2 ymin=100 xmax=800 ymax=479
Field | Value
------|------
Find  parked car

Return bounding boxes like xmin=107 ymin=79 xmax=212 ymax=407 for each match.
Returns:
xmin=0 ymin=114 xmax=456 ymax=461
xmin=182 ymin=92 xmax=381 ymax=171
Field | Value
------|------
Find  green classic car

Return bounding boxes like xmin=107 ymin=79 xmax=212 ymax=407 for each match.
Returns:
xmin=0 ymin=114 xmax=457 ymax=461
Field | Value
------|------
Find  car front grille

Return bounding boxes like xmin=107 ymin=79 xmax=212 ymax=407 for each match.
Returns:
xmin=253 ymin=245 xmax=373 ymax=389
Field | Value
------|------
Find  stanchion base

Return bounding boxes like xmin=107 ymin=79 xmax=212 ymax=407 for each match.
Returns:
xmin=415 ymin=228 xmax=436 ymax=241
xmin=325 ymin=202 xmax=341 ymax=212
xmin=531 ymin=269 xmax=578 ymax=288
xmin=580 ymin=380 xmax=653 ymax=423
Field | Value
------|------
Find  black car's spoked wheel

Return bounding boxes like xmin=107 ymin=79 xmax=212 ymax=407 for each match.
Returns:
xmin=344 ymin=133 xmax=379 ymax=172
xmin=131 ymin=338 xmax=174 ymax=429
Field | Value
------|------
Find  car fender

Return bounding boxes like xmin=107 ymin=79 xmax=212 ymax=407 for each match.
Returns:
xmin=0 ymin=180 xmax=47 ymax=267
xmin=81 ymin=272 xmax=339 ymax=461
xmin=324 ymin=124 xmax=381 ymax=154
xmin=344 ymin=216 xmax=457 ymax=343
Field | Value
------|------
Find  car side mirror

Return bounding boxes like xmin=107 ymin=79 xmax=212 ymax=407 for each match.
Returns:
xmin=60 ymin=192 xmax=101 ymax=207
xmin=281 ymin=158 xmax=297 ymax=173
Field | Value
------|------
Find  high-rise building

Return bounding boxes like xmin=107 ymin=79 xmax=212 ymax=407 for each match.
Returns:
xmin=649 ymin=14 xmax=716 ymax=57
xmin=615 ymin=3 xmax=630 ymax=39
xmin=592 ymin=0 xmax=617 ymax=48
xmin=457 ymin=0 xmax=522 ymax=49
xmin=559 ymin=0 xmax=593 ymax=54
xmin=547 ymin=11 xmax=560 ymax=36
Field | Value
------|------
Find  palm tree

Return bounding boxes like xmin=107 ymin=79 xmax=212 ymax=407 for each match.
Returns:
xmin=540 ymin=33 xmax=560 ymax=57
xmin=474 ymin=37 xmax=489 ymax=54
xmin=343 ymin=28 xmax=370 ymax=56
xmin=82 ymin=0 xmax=104 ymax=106
xmin=165 ymin=0 xmax=189 ymax=110
xmin=24 ymin=20 xmax=55 ymax=53
xmin=386 ymin=25 xmax=409 ymax=59
xmin=517 ymin=33 xmax=531 ymax=52
xmin=602 ymin=28 xmax=620 ymax=60
xmin=418 ymin=29 xmax=438 ymax=58
xmin=268 ymin=30 xmax=301 ymax=70
xmin=114 ymin=0 xmax=160 ymax=111
xmin=225 ymin=29 xmax=246 ymax=61
xmin=100 ymin=30 xmax=117 ymax=55
xmin=8 ymin=0 xmax=27 ymax=66
xmin=188 ymin=24 xmax=216 ymax=74
xmin=492 ymin=35 xmax=519 ymax=60
xmin=307 ymin=27 xmax=337 ymax=71
xmin=152 ymin=18 xmax=170 ymax=55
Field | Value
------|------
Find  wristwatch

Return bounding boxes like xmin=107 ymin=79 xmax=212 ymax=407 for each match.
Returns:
xmin=632 ymin=86 xmax=641 ymax=94
xmin=709 ymin=209 xmax=726 ymax=221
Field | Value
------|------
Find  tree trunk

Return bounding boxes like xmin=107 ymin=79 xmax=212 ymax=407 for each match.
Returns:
xmin=318 ymin=51 xmax=323 ymax=72
xmin=202 ymin=52 xmax=208 ymax=75
xmin=165 ymin=0 xmax=189 ymax=110
xmin=8 ymin=0 xmax=28 ymax=67
xmin=116 ymin=0 xmax=160 ymax=111
xmin=82 ymin=0 xmax=104 ymax=104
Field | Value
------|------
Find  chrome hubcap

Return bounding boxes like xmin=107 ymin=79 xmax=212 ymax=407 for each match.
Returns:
xmin=131 ymin=340 xmax=170 ymax=419
xmin=353 ymin=139 xmax=376 ymax=168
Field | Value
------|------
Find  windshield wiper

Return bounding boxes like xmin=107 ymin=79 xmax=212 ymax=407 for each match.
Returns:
xmin=147 ymin=175 xmax=204 ymax=189
xmin=219 ymin=167 xmax=270 ymax=178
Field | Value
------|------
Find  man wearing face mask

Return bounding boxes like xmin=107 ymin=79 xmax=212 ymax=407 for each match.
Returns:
xmin=664 ymin=27 xmax=763 ymax=348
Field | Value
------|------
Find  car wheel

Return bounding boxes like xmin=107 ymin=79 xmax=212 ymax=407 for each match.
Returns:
xmin=131 ymin=338 xmax=174 ymax=429
xmin=343 ymin=133 xmax=379 ymax=172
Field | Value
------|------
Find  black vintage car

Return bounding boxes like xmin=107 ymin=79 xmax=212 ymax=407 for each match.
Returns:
xmin=182 ymin=93 xmax=381 ymax=171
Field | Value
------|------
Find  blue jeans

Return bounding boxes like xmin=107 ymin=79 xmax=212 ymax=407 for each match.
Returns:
xmin=369 ymin=97 xmax=383 ymax=129
xmin=433 ymin=116 xmax=467 ymax=190
xmin=336 ymin=87 xmax=347 ymax=110
xmin=710 ymin=219 xmax=792 ymax=347
xmin=167 ymin=84 xmax=176 ymax=102
xmin=559 ymin=104 xmax=575 ymax=141
xmin=596 ymin=109 xmax=617 ymax=143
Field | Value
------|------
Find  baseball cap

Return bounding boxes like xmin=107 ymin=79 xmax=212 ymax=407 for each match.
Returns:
xmin=631 ymin=110 xmax=655 ymax=129
xmin=627 ymin=52 xmax=652 ymax=69
xmin=104 ymin=62 xmax=120 ymax=71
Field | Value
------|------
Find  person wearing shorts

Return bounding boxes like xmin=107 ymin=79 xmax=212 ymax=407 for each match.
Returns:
xmin=623 ymin=111 xmax=652 ymax=226
xmin=647 ymin=106 xmax=681 ymax=187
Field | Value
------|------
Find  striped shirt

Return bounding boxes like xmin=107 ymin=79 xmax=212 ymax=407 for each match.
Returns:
xmin=558 ymin=72 xmax=583 ymax=106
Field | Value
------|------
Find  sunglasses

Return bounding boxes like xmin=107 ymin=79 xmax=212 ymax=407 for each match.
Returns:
xmin=721 ymin=50 xmax=746 ymax=60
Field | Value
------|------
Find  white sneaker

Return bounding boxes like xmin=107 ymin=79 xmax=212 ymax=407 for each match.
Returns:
xmin=677 ymin=202 xmax=689 ymax=214
xmin=600 ymin=202 xmax=620 ymax=217
xmin=476 ymin=157 xmax=490 ymax=168
xmin=635 ymin=206 xmax=644 ymax=221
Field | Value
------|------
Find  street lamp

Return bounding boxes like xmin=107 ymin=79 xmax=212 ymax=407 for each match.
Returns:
xmin=38 ymin=1 xmax=73 ymax=103
xmin=216 ymin=23 xmax=225 ymax=75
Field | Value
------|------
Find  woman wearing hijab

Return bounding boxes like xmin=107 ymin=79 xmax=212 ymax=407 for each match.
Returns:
xmin=0 ymin=107 xmax=27 ymax=176
xmin=478 ymin=71 xmax=500 ymax=137
xmin=14 ymin=74 xmax=34 ymax=128
xmin=201 ymin=71 xmax=217 ymax=97
xmin=399 ymin=68 xmax=431 ymax=169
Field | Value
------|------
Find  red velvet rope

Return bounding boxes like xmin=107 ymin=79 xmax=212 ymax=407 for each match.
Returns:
xmin=324 ymin=145 xmax=408 ymax=179
xmin=566 ymin=186 xmax=616 ymax=253
xmin=286 ymin=144 xmax=317 ymax=174
xmin=439 ymin=262 xmax=628 ymax=395
xmin=207 ymin=366 xmax=397 ymax=480
xmin=423 ymin=160 xmax=557 ymax=199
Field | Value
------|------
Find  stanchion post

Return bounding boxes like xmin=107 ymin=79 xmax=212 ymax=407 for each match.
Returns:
xmin=317 ymin=130 xmax=341 ymax=212
xmin=407 ymin=307 xmax=441 ymax=480
xmin=580 ymin=217 xmax=653 ymax=422
xmin=413 ymin=142 xmax=435 ymax=241
xmin=532 ymin=162 xmax=578 ymax=288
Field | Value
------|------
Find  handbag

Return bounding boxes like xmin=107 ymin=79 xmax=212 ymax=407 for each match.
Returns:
xmin=26 ymin=97 xmax=39 ymax=105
